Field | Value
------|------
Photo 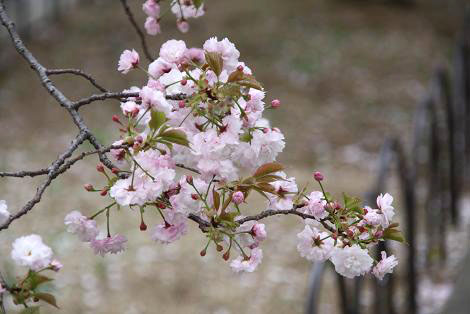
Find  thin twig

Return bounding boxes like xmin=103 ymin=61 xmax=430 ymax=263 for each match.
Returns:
xmin=120 ymin=0 xmax=154 ymax=62
xmin=46 ymin=68 xmax=108 ymax=92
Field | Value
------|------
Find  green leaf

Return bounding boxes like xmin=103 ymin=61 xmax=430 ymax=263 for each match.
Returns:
xmin=159 ymin=129 xmax=189 ymax=147
xmin=239 ymin=131 xmax=252 ymax=143
xmin=149 ymin=110 xmax=166 ymax=131
xmin=193 ymin=0 xmax=204 ymax=9
xmin=252 ymin=186 xmax=270 ymax=200
xmin=253 ymin=162 xmax=284 ymax=178
xmin=213 ymin=189 xmax=220 ymax=210
xmin=383 ymin=228 xmax=407 ymax=244
xmin=237 ymin=74 xmax=263 ymax=90
xmin=256 ymin=183 xmax=276 ymax=194
xmin=205 ymin=51 xmax=224 ymax=77
xmin=33 ymin=292 xmax=59 ymax=308
xmin=23 ymin=272 xmax=53 ymax=291
xmin=343 ymin=193 xmax=361 ymax=212
xmin=21 ymin=307 xmax=40 ymax=314
xmin=227 ymin=70 xmax=244 ymax=83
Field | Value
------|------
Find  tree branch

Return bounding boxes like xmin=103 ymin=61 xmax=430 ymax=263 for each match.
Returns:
xmin=120 ymin=0 xmax=154 ymax=62
xmin=0 ymin=132 xmax=88 ymax=231
xmin=0 ymin=168 xmax=49 ymax=178
xmin=72 ymin=92 xmax=187 ymax=110
xmin=46 ymin=68 xmax=108 ymax=92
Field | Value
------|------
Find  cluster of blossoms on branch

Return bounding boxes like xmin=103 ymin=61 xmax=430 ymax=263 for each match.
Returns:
xmin=65 ymin=37 xmax=403 ymax=278
xmin=142 ymin=0 xmax=205 ymax=35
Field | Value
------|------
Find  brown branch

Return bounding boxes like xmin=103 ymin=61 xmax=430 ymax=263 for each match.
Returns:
xmin=72 ymin=92 xmax=187 ymax=110
xmin=0 ymin=132 xmax=88 ymax=231
xmin=0 ymin=168 xmax=49 ymax=178
xmin=120 ymin=0 xmax=154 ymax=62
xmin=0 ymin=3 xmax=121 ymax=231
xmin=46 ymin=68 xmax=108 ymax=92
xmin=236 ymin=206 xmax=337 ymax=233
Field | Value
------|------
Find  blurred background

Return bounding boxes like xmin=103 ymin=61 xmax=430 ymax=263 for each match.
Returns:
xmin=0 ymin=0 xmax=469 ymax=313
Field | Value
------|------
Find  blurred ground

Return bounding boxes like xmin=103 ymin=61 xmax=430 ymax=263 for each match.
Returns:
xmin=0 ymin=0 xmax=468 ymax=313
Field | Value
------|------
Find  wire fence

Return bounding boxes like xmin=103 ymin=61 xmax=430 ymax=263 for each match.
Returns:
xmin=306 ymin=9 xmax=470 ymax=314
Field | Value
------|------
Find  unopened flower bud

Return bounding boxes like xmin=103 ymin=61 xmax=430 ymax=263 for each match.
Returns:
xmin=157 ymin=202 xmax=166 ymax=209
xmin=140 ymin=221 xmax=147 ymax=231
xmin=50 ymin=259 xmax=63 ymax=272
xmin=223 ymin=251 xmax=230 ymax=261
xmin=96 ymin=164 xmax=105 ymax=173
xmin=232 ymin=191 xmax=244 ymax=205
xmin=186 ymin=175 xmax=193 ymax=184
xmin=112 ymin=115 xmax=121 ymax=124
xmin=177 ymin=20 xmax=189 ymax=33
xmin=178 ymin=100 xmax=186 ymax=108
xmin=112 ymin=168 xmax=120 ymax=174
xmin=100 ymin=189 xmax=108 ymax=196
xmin=271 ymin=99 xmax=281 ymax=108
xmin=237 ymin=65 xmax=244 ymax=72
xmin=181 ymin=79 xmax=187 ymax=86
xmin=200 ymin=248 xmax=207 ymax=256
xmin=191 ymin=193 xmax=199 ymax=200
xmin=313 ymin=171 xmax=324 ymax=182
xmin=84 ymin=184 xmax=94 ymax=192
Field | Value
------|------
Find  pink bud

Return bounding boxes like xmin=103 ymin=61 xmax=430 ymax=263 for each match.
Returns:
xmin=313 ymin=171 xmax=324 ymax=182
xmin=96 ymin=164 xmax=105 ymax=173
xmin=186 ymin=175 xmax=193 ymax=184
xmin=112 ymin=115 xmax=121 ymax=124
xmin=237 ymin=65 xmax=244 ymax=72
xmin=111 ymin=168 xmax=120 ymax=174
xmin=84 ymin=184 xmax=94 ymax=192
xmin=181 ymin=79 xmax=187 ymax=86
xmin=271 ymin=99 xmax=281 ymax=108
xmin=140 ymin=221 xmax=147 ymax=231
xmin=178 ymin=100 xmax=186 ymax=108
xmin=50 ymin=259 xmax=63 ymax=272
xmin=191 ymin=193 xmax=199 ymax=200
xmin=232 ymin=191 xmax=244 ymax=205
xmin=177 ymin=20 xmax=189 ymax=33
xmin=100 ymin=189 xmax=108 ymax=196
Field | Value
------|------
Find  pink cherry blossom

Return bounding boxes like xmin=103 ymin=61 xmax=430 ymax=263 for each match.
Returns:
xmin=91 ymin=234 xmax=127 ymax=257
xmin=50 ymin=259 xmax=63 ymax=272
xmin=151 ymin=213 xmax=187 ymax=244
xmin=118 ymin=49 xmax=139 ymax=74
xmin=330 ymin=245 xmax=373 ymax=279
xmin=230 ymin=248 xmax=263 ymax=273
xmin=159 ymin=39 xmax=187 ymax=64
xmin=372 ymin=251 xmax=398 ymax=280
xmin=64 ymin=211 xmax=99 ymax=242
xmin=142 ymin=0 xmax=160 ymax=17
xmin=377 ymin=193 xmax=395 ymax=227
xmin=232 ymin=191 xmax=244 ymax=205
xmin=144 ymin=17 xmax=161 ymax=36
xmin=297 ymin=225 xmax=334 ymax=262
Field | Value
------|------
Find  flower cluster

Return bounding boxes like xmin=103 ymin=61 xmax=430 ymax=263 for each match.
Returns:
xmin=0 ymin=228 xmax=61 ymax=310
xmin=142 ymin=0 xmax=205 ymax=35
xmin=63 ymin=37 xmax=402 ymax=280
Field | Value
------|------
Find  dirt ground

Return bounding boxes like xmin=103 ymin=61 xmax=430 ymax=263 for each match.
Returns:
xmin=0 ymin=0 xmax=467 ymax=313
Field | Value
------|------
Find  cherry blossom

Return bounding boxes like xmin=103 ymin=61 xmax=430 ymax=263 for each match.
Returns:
xmin=11 ymin=234 xmax=53 ymax=271
xmin=117 ymin=49 xmax=140 ymax=74
xmin=372 ymin=251 xmax=398 ymax=280
xmin=91 ymin=234 xmax=127 ymax=256
xmin=0 ymin=200 xmax=10 ymax=225
xmin=230 ymin=248 xmax=263 ymax=273
xmin=330 ymin=245 xmax=374 ymax=279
